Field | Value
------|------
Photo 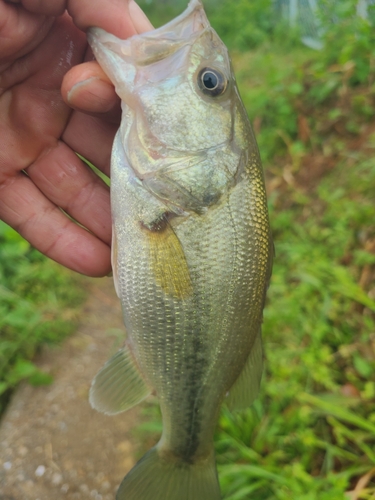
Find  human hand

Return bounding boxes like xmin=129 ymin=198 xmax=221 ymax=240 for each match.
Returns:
xmin=0 ymin=0 xmax=152 ymax=276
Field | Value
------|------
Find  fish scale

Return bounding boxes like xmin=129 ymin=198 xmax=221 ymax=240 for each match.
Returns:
xmin=87 ymin=1 xmax=273 ymax=499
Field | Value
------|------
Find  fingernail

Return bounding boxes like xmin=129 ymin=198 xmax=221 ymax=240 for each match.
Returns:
xmin=67 ymin=77 xmax=116 ymax=113
xmin=67 ymin=76 xmax=100 ymax=103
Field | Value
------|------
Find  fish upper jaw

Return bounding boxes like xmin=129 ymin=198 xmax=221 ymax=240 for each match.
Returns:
xmin=87 ymin=0 xmax=210 ymax=100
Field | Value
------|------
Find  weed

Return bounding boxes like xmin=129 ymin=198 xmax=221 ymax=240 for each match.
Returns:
xmin=0 ymin=222 xmax=86 ymax=415
xmin=135 ymin=2 xmax=375 ymax=498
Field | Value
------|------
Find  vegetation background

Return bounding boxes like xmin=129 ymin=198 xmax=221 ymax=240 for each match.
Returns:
xmin=132 ymin=1 xmax=375 ymax=498
xmin=1 ymin=0 xmax=374 ymax=498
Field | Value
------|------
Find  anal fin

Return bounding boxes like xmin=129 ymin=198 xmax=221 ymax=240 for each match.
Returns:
xmin=226 ymin=331 xmax=263 ymax=412
xmin=89 ymin=345 xmax=151 ymax=415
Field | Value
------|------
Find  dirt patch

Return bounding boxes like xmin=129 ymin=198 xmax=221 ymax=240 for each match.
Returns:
xmin=0 ymin=277 xmax=140 ymax=500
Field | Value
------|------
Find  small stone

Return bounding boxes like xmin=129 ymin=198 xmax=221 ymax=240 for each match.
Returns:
xmin=59 ymin=421 xmax=68 ymax=432
xmin=69 ymin=468 xmax=78 ymax=479
xmin=35 ymin=465 xmax=46 ymax=477
xmin=52 ymin=472 xmax=63 ymax=486
xmin=3 ymin=461 xmax=12 ymax=470
xmin=122 ymin=457 xmax=135 ymax=470
xmin=61 ymin=483 xmax=70 ymax=494
xmin=117 ymin=441 xmax=132 ymax=453
xmin=95 ymin=472 xmax=105 ymax=483
xmin=18 ymin=445 xmax=28 ymax=457
xmin=77 ymin=364 xmax=85 ymax=374
xmin=101 ymin=481 xmax=110 ymax=492
xmin=79 ymin=484 xmax=90 ymax=494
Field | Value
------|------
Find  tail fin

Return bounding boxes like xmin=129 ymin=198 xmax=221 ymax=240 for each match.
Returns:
xmin=116 ymin=446 xmax=221 ymax=500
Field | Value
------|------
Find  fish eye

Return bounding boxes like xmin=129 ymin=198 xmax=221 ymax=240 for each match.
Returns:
xmin=198 ymin=67 xmax=227 ymax=97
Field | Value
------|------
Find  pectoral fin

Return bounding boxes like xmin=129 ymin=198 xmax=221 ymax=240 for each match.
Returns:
xmin=90 ymin=345 xmax=151 ymax=415
xmin=226 ymin=332 xmax=263 ymax=412
xmin=145 ymin=217 xmax=193 ymax=299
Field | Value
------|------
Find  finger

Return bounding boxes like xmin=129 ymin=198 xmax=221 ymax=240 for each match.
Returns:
xmin=0 ymin=16 xmax=86 ymax=167
xmin=68 ymin=0 xmax=137 ymax=37
xmin=129 ymin=0 xmax=153 ymax=33
xmin=62 ymin=110 xmax=118 ymax=177
xmin=17 ymin=0 xmax=66 ymax=16
xmin=0 ymin=2 xmax=53 ymax=62
xmin=62 ymin=61 xmax=120 ymax=115
xmin=26 ymin=141 xmax=111 ymax=245
xmin=0 ymin=173 xmax=111 ymax=276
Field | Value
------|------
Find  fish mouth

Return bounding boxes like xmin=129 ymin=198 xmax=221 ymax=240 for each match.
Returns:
xmin=123 ymin=0 xmax=210 ymax=66
xmin=87 ymin=0 xmax=211 ymax=93
xmin=89 ymin=0 xmax=209 ymax=60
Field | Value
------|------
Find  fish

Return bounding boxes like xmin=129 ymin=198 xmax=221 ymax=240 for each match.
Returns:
xmin=87 ymin=1 xmax=273 ymax=499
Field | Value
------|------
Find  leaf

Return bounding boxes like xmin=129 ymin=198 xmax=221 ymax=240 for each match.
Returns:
xmin=7 ymin=359 xmax=39 ymax=385
xmin=0 ymin=382 xmax=9 ymax=396
xmin=353 ymin=354 xmax=373 ymax=378
xmin=29 ymin=371 xmax=54 ymax=387
xmin=346 ymin=468 xmax=375 ymax=500
xmin=298 ymin=393 xmax=375 ymax=434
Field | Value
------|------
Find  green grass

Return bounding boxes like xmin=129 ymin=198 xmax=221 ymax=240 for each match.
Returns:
xmin=0 ymin=222 xmax=86 ymax=415
xmin=1 ymin=1 xmax=374 ymax=497
xmin=135 ymin=1 xmax=375 ymax=498
xmin=137 ymin=143 xmax=375 ymax=499
xmin=216 ymin=150 xmax=375 ymax=499
xmin=216 ymin=3 xmax=375 ymax=495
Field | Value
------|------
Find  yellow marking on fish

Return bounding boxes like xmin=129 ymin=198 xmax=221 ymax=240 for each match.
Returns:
xmin=146 ymin=221 xmax=193 ymax=299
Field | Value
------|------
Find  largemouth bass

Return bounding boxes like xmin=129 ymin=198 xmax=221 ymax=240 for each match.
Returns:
xmin=88 ymin=1 xmax=273 ymax=499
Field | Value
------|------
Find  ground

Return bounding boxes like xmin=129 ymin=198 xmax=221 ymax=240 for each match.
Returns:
xmin=0 ymin=278 xmax=141 ymax=500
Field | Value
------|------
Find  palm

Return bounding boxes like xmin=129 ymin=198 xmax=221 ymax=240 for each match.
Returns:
xmin=0 ymin=0 xmax=152 ymax=276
